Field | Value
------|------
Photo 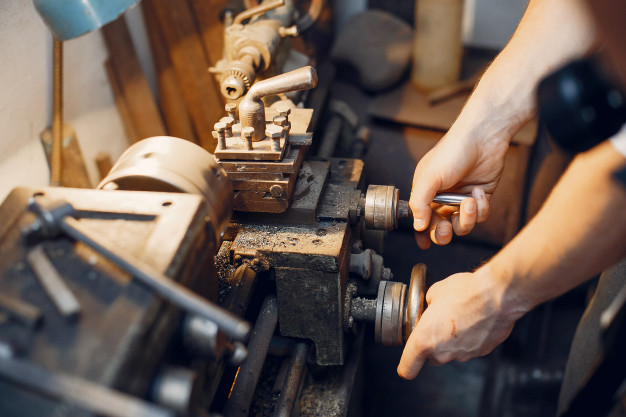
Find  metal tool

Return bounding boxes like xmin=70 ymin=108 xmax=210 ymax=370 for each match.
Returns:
xmin=26 ymin=245 xmax=81 ymax=321
xmin=0 ymin=293 xmax=42 ymax=329
xmin=0 ymin=341 xmax=173 ymax=417
xmin=21 ymin=198 xmax=250 ymax=342
xmin=432 ymin=192 xmax=471 ymax=206
xmin=362 ymin=184 xmax=471 ymax=230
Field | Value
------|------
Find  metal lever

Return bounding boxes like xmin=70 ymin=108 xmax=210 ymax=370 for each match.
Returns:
xmin=22 ymin=198 xmax=251 ymax=342
xmin=432 ymin=192 xmax=471 ymax=206
xmin=239 ymin=66 xmax=318 ymax=141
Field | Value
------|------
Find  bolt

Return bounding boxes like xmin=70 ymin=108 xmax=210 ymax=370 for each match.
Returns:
xmin=233 ymin=254 xmax=242 ymax=266
xmin=225 ymin=103 xmax=237 ymax=121
xmin=273 ymin=115 xmax=287 ymax=127
xmin=266 ymin=124 xmax=282 ymax=152
xmin=269 ymin=184 xmax=284 ymax=197
xmin=220 ymin=116 xmax=235 ymax=138
xmin=275 ymin=105 xmax=291 ymax=134
xmin=214 ymin=122 xmax=227 ymax=150
xmin=241 ymin=127 xmax=254 ymax=151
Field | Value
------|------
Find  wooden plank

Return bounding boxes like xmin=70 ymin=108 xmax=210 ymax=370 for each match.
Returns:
xmin=147 ymin=0 xmax=223 ymax=152
xmin=369 ymin=82 xmax=538 ymax=147
xmin=102 ymin=17 xmax=166 ymax=142
xmin=40 ymin=124 xmax=92 ymax=188
xmin=186 ymin=0 xmax=226 ymax=67
xmin=141 ymin=2 xmax=197 ymax=144
xmin=104 ymin=59 xmax=138 ymax=144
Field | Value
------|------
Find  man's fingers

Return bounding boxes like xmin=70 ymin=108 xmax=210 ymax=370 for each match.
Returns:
xmin=472 ymin=187 xmax=490 ymax=223
xmin=430 ymin=218 xmax=453 ymax=245
xmin=398 ymin=335 xmax=429 ymax=379
xmin=409 ymin=180 xmax=440 ymax=232
xmin=451 ymin=197 xmax=477 ymax=236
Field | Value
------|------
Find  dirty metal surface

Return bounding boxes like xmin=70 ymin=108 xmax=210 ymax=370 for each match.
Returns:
xmin=231 ymin=220 xmax=347 ymax=272
xmin=214 ymin=132 xmax=288 ymax=161
xmin=0 ymin=187 xmax=212 ymax=416
xmin=299 ymin=329 xmax=365 ymax=417
xmin=231 ymin=160 xmax=329 ymax=225
xmin=218 ymin=145 xmax=305 ymax=174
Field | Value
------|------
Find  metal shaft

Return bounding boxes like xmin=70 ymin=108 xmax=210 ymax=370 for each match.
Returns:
xmin=0 ymin=350 xmax=173 ymax=417
xmin=60 ymin=216 xmax=250 ymax=341
xmin=275 ymin=342 xmax=309 ymax=417
xmin=26 ymin=245 xmax=80 ymax=320
xmin=223 ymin=296 xmax=278 ymax=417
xmin=51 ymin=38 xmax=63 ymax=186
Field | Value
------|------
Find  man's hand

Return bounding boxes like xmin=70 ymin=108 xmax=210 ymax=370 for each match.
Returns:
xmin=410 ymin=132 xmax=509 ymax=249
xmin=397 ymin=267 xmax=519 ymax=379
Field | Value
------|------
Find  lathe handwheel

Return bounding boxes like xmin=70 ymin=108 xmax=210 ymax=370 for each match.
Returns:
xmin=404 ymin=263 xmax=427 ymax=342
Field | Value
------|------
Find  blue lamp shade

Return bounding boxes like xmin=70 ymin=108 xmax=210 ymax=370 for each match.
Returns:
xmin=33 ymin=0 xmax=141 ymax=41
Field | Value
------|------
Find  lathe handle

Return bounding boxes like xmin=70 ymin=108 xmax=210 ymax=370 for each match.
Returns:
xmin=405 ymin=263 xmax=427 ymax=342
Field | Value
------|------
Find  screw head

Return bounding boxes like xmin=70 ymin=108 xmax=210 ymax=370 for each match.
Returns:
xmin=273 ymin=115 xmax=287 ymax=127
xmin=265 ymin=124 xmax=283 ymax=139
xmin=214 ymin=122 xmax=227 ymax=132
xmin=269 ymin=184 xmax=284 ymax=197
xmin=220 ymin=116 xmax=235 ymax=128
xmin=242 ymin=127 xmax=255 ymax=139
xmin=275 ymin=105 xmax=291 ymax=117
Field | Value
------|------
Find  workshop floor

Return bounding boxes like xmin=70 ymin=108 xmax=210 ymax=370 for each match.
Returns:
xmin=331 ymin=80 xmax=588 ymax=417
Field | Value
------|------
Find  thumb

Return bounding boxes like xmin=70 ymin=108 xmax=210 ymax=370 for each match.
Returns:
xmin=410 ymin=173 xmax=440 ymax=232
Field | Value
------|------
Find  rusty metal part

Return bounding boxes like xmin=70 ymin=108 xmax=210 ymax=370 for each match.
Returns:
xmin=245 ymin=0 xmax=324 ymax=35
xmin=405 ymin=264 xmax=427 ymax=341
xmin=0 ymin=348 xmax=174 ymax=417
xmin=363 ymin=185 xmax=470 ymax=230
xmin=26 ymin=245 xmax=81 ymax=320
xmin=234 ymin=0 xmax=285 ymax=25
xmin=214 ymin=0 xmax=296 ymax=100
xmin=223 ymin=295 xmax=278 ymax=417
xmin=275 ymin=342 xmax=310 ymax=417
xmin=349 ymin=248 xmax=373 ymax=280
xmin=375 ymin=280 xmax=406 ymax=346
xmin=225 ymin=103 xmax=238 ymax=121
xmin=51 ymin=38 xmax=63 ymax=187
xmin=22 ymin=198 xmax=250 ymax=342
xmin=364 ymin=184 xmax=400 ymax=231
xmin=239 ymin=66 xmax=317 ymax=142
xmin=352 ymin=264 xmax=427 ymax=346
xmin=97 ymin=136 xmax=233 ymax=244
xmin=151 ymin=366 xmax=197 ymax=414
xmin=351 ymin=297 xmax=376 ymax=322
xmin=0 ymin=292 xmax=42 ymax=329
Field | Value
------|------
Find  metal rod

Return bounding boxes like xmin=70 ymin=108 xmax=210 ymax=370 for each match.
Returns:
xmin=0 ymin=293 xmax=42 ymax=328
xmin=223 ymin=296 xmax=278 ymax=417
xmin=351 ymin=297 xmax=376 ymax=323
xmin=51 ymin=38 xmax=63 ymax=186
xmin=59 ymin=216 xmax=250 ymax=342
xmin=432 ymin=193 xmax=471 ymax=206
xmin=234 ymin=0 xmax=284 ymax=25
xmin=275 ymin=342 xmax=309 ymax=417
xmin=26 ymin=245 xmax=80 ymax=320
xmin=0 ymin=351 xmax=173 ymax=417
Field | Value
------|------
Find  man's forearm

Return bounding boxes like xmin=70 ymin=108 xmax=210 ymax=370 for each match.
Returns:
xmin=454 ymin=0 xmax=598 ymax=143
xmin=486 ymin=141 xmax=626 ymax=319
